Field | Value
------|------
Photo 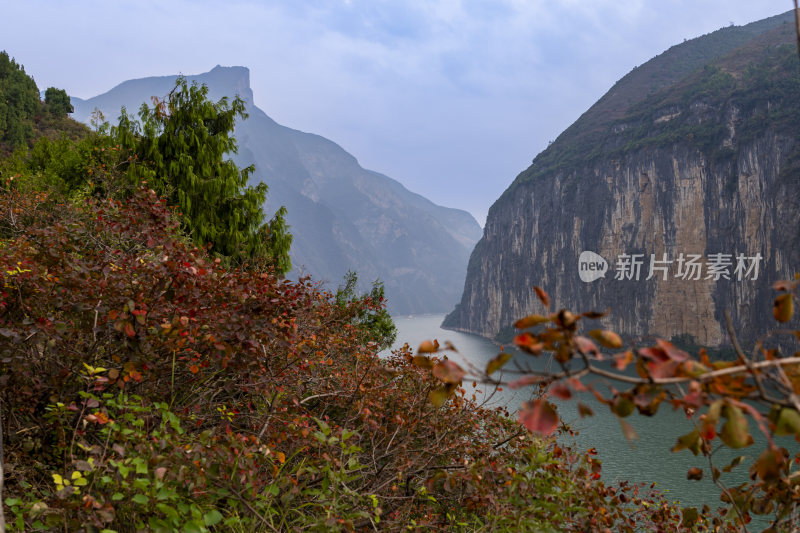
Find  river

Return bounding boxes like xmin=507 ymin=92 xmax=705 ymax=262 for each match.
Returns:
xmin=381 ymin=314 xmax=795 ymax=525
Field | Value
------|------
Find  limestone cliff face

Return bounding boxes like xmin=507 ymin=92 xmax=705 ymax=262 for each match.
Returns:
xmin=445 ymin=12 xmax=800 ymax=345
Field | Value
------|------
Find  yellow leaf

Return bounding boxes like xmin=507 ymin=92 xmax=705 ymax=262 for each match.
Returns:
xmin=513 ymin=314 xmax=550 ymax=329
xmin=276 ymin=451 xmax=286 ymax=464
xmin=486 ymin=352 xmax=512 ymax=376
xmin=589 ymin=329 xmax=623 ymax=349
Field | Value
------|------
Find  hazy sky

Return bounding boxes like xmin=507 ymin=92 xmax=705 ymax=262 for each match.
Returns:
xmin=1 ymin=0 xmax=790 ymax=224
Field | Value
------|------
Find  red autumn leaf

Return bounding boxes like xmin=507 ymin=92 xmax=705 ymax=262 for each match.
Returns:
xmin=518 ymin=399 xmax=559 ymax=435
xmin=686 ymin=467 xmax=703 ymax=480
xmin=638 ymin=346 xmax=668 ymax=362
xmin=509 ymin=375 xmax=541 ymax=389
xmin=189 ymin=365 xmax=200 ymax=374
xmin=550 ymin=382 xmax=572 ymax=400
xmin=656 ymin=339 xmax=689 ymax=361
xmin=574 ymin=336 xmax=598 ymax=356
xmin=581 ymin=309 xmax=609 ymax=319
xmin=513 ymin=332 xmax=543 ymax=355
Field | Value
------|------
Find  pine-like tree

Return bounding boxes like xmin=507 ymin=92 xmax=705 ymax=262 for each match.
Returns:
xmin=114 ymin=78 xmax=291 ymax=272
xmin=0 ymin=51 xmax=40 ymax=149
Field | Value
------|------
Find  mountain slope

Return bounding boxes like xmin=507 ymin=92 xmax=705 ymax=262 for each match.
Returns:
xmin=72 ymin=67 xmax=481 ymax=315
xmin=445 ymin=11 xmax=800 ymax=345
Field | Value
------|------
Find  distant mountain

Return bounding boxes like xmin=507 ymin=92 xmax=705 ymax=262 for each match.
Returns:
xmin=72 ymin=67 xmax=481 ymax=315
xmin=445 ymin=11 xmax=800 ymax=345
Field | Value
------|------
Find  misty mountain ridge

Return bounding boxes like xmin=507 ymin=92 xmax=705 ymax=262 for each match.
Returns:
xmin=72 ymin=66 xmax=482 ymax=316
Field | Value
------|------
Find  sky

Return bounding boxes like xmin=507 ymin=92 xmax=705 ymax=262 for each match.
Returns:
xmin=1 ymin=0 xmax=790 ymax=225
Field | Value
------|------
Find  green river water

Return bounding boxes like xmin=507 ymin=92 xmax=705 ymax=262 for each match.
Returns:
xmin=382 ymin=314 xmax=797 ymax=528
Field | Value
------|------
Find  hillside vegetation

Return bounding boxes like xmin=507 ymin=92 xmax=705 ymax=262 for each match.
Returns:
xmin=505 ymin=11 xmax=798 ymax=195
xmin=0 ymin=54 xmax=700 ymax=532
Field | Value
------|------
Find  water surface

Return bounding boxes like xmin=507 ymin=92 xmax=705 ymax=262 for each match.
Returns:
xmin=383 ymin=314 xmax=793 ymax=518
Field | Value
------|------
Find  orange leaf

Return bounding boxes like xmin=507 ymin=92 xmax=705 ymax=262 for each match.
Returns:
xmin=417 ymin=340 xmax=439 ymax=353
xmin=614 ymin=350 xmax=634 ymax=371
xmin=189 ymin=365 xmax=199 ymax=374
xmin=774 ymin=293 xmax=794 ymax=323
xmin=533 ymin=286 xmax=550 ymax=308
xmin=432 ymin=360 xmax=465 ymax=384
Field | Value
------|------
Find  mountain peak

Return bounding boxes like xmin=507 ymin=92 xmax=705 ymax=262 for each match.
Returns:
xmin=200 ymin=65 xmax=253 ymax=105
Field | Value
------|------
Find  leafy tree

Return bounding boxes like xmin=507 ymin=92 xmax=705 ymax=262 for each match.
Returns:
xmin=44 ymin=87 xmax=73 ymax=116
xmin=113 ymin=77 xmax=291 ymax=271
xmin=335 ymin=270 xmax=397 ymax=349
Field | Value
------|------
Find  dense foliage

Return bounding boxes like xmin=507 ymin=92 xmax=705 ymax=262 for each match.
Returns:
xmin=0 ymin=183 xmax=691 ymax=532
xmin=111 ymin=78 xmax=292 ymax=271
xmin=0 ymin=51 xmax=84 ymax=153
xmin=0 ymin=51 xmax=42 ymax=150
xmin=0 ymin=59 xmax=703 ymax=531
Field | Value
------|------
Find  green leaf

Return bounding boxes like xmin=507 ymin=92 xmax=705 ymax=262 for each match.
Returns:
xmin=719 ymin=404 xmax=753 ymax=449
xmin=610 ymin=394 xmax=635 ymax=418
xmin=182 ymin=520 xmax=205 ymax=533
xmin=672 ymin=429 xmax=702 ymax=455
xmin=132 ymin=493 xmax=149 ymax=505
xmin=156 ymin=503 xmax=180 ymax=523
xmin=486 ymin=352 xmax=512 ymax=376
xmin=722 ymin=455 xmax=747 ymax=473
xmin=204 ymin=510 xmax=224 ymax=526
xmin=774 ymin=407 xmax=800 ymax=436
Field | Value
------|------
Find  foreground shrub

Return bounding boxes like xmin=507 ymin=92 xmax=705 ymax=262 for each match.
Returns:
xmin=0 ymin=185 xmax=693 ymax=531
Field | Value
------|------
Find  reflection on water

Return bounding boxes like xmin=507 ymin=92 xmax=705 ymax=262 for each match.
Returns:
xmin=382 ymin=314 xmax=794 ymax=519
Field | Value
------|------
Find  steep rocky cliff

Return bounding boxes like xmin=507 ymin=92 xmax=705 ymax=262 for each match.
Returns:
xmin=72 ymin=67 xmax=482 ymax=315
xmin=445 ymin=12 xmax=800 ymax=346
